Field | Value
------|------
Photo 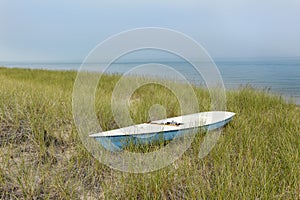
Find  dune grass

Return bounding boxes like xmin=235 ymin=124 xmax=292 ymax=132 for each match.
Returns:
xmin=0 ymin=67 xmax=299 ymax=199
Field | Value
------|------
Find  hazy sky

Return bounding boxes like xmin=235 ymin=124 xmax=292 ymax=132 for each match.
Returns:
xmin=1 ymin=0 xmax=300 ymax=61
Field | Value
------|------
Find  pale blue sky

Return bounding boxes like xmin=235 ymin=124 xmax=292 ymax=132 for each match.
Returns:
xmin=1 ymin=0 xmax=300 ymax=61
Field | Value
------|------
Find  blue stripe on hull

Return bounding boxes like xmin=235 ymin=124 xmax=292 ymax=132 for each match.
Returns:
xmin=95 ymin=117 xmax=233 ymax=151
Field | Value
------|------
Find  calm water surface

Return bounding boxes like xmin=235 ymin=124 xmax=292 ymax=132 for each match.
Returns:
xmin=1 ymin=58 xmax=300 ymax=104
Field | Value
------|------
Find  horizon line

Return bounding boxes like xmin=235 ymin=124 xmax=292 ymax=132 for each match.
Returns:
xmin=1 ymin=56 xmax=300 ymax=64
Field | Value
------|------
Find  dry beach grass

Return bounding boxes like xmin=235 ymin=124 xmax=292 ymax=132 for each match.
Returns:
xmin=0 ymin=67 xmax=299 ymax=199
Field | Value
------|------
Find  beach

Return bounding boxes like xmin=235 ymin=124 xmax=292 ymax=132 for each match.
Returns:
xmin=0 ymin=67 xmax=299 ymax=199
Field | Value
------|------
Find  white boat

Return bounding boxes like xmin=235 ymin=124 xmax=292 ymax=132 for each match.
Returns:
xmin=89 ymin=111 xmax=235 ymax=151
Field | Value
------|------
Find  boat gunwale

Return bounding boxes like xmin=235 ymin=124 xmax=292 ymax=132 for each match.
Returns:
xmin=90 ymin=111 xmax=235 ymax=138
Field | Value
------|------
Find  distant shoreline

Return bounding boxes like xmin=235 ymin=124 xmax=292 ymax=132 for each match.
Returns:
xmin=1 ymin=64 xmax=299 ymax=105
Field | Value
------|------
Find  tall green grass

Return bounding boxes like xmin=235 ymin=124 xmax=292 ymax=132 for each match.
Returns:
xmin=0 ymin=67 xmax=299 ymax=199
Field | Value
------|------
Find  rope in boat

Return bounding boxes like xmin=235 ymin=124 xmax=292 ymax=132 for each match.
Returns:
xmin=148 ymin=120 xmax=183 ymax=126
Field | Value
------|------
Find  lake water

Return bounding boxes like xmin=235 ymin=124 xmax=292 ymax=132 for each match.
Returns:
xmin=1 ymin=58 xmax=300 ymax=104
